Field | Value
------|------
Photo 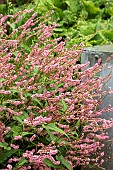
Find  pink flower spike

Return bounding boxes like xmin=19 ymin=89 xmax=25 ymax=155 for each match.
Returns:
xmin=7 ymin=164 xmax=12 ymax=170
xmin=10 ymin=144 xmax=19 ymax=150
xmin=30 ymin=134 xmax=36 ymax=142
xmin=14 ymin=135 xmax=22 ymax=140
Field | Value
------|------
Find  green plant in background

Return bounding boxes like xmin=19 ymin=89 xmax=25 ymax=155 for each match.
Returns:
xmin=12 ymin=0 xmax=113 ymax=47
xmin=1 ymin=0 xmax=113 ymax=47
xmin=0 ymin=0 xmax=14 ymax=15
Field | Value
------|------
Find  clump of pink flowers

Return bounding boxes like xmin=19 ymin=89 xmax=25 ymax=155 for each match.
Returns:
xmin=0 ymin=9 xmax=113 ymax=170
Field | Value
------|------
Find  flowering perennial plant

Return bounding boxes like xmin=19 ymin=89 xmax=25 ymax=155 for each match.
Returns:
xmin=0 ymin=10 xmax=113 ymax=170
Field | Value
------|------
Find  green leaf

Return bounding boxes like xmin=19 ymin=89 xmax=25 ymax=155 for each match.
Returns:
xmin=83 ymin=0 xmax=101 ymax=18
xmin=46 ymin=129 xmax=64 ymax=144
xmin=104 ymin=30 xmax=113 ymax=42
xmin=62 ymin=98 xmax=68 ymax=112
xmin=56 ymin=155 xmax=72 ymax=170
xmin=71 ymin=131 xmax=79 ymax=140
xmin=0 ymin=4 xmax=7 ymax=15
xmin=46 ymin=129 xmax=58 ymax=142
xmin=21 ymin=132 xmax=33 ymax=137
xmin=0 ymin=149 xmax=17 ymax=164
xmin=14 ymin=157 xmax=28 ymax=169
xmin=43 ymin=123 xmax=69 ymax=138
xmin=19 ymin=111 xmax=29 ymax=120
xmin=76 ymin=119 xmax=80 ymax=127
xmin=69 ymin=0 xmax=78 ymax=13
xmin=13 ymin=111 xmax=28 ymax=124
xmin=98 ymin=31 xmax=107 ymax=42
xmin=24 ymin=93 xmax=32 ymax=98
xmin=34 ymin=66 xmax=39 ymax=75
xmin=13 ymin=116 xmax=23 ymax=124
xmin=11 ymin=126 xmax=22 ymax=136
xmin=7 ymin=21 xmax=15 ymax=31
xmin=0 ymin=78 xmax=6 ymax=82
xmin=0 ymin=142 xmax=11 ymax=150
xmin=57 ymin=82 xmax=64 ymax=88
xmin=54 ymin=28 xmax=64 ymax=32
xmin=21 ymin=43 xmax=31 ymax=53
xmin=44 ymin=158 xmax=62 ymax=168
xmin=10 ymin=89 xmax=20 ymax=94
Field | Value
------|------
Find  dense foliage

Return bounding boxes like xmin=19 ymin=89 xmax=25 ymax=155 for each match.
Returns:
xmin=1 ymin=0 xmax=113 ymax=47
xmin=0 ymin=10 xmax=113 ymax=170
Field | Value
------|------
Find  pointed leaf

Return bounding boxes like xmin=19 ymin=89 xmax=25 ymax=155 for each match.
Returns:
xmin=14 ymin=157 xmax=28 ymax=169
xmin=0 ymin=142 xmax=11 ymax=150
xmin=0 ymin=149 xmax=17 ymax=163
xmin=43 ymin=123 xmax=69 ymax=138
xmin=56 ymin=155 xmax=72 ymax=170
xmin=62 ymin=98 xmax=68 ymax=112
xmin=44 ymin=158 xmax=62 ymax=168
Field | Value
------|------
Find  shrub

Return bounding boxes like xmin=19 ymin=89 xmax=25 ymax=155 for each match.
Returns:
xmin=0 ymin=9 xmax=113 ymax=170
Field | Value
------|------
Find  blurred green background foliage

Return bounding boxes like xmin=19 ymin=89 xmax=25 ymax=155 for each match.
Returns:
xmin=1 ymin=0 xmax=113 ymax=47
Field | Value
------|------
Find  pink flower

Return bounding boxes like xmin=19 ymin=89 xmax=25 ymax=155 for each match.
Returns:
xmin=30 ymin=134 xmax=36 ymax=142
xmin=100 ymin=152 xmax=104 ymax=157
xmin=10 ymin=144 xmax=19 ymax=150
xmin=98 ymin=58 xmax=102 ymax=65
xmin=14 ymin=135 xmax=22 ymax=140
xmin=8 ymin=157 xmax=20 ymax=163
xmin=24 ymin=116 xmax=52 ymax=126
xmin=49 ymin=149 xmax=58 ymax=155
xmin=100 ymin=159 xmax=104 ymax=165
xmin=7 ymin=164 xmax=12 ymax=170
xmin=4 ymin=127 xmax=11 ymax=135
xmin=0 ymin=90 xmax=11 ymax=94
xmin=1 ymin=10 xmax=113 ymax=170
xmin=13 ymin=101 xmax=22 ymax=106
xmin=68 ymin=104 xmax=74 ymax=111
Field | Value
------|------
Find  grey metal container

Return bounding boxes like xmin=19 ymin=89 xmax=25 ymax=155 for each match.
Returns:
xmin=81 ymin=44 xmax=113 ymax=170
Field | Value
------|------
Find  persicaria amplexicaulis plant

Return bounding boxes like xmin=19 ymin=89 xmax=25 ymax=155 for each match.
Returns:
xmin=0 ymin=9 xmax=113 ymax=170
